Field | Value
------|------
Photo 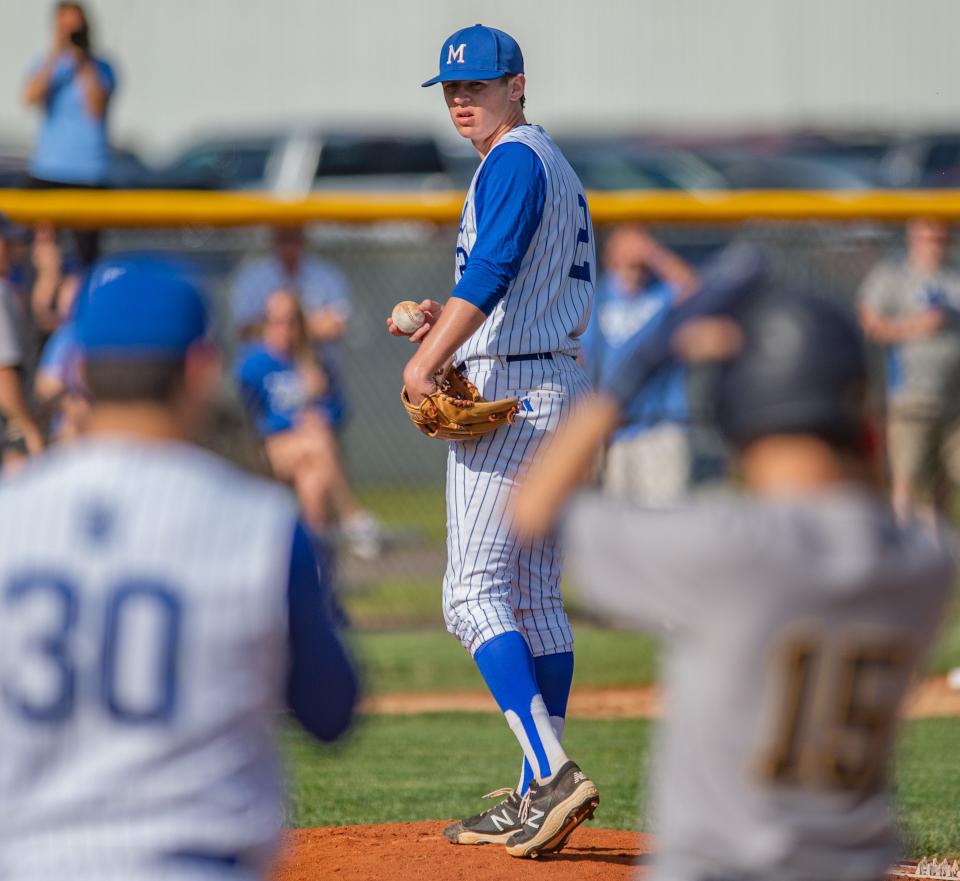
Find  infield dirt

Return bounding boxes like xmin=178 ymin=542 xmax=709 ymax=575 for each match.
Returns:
xmin=272 ymin=678 xmax=959 ymax=880
xmin=273 ymin=822 xmax=651 ymax=881
xmin=362 ymin=676 xmax=960 ymax=719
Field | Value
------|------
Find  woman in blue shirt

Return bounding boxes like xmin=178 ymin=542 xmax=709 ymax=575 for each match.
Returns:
xmin=236 ymin=289 xmax=381 ymax=558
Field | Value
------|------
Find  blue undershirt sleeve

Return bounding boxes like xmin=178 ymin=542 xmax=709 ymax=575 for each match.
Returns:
xmin=285 ymin=521 xmax=359 ymax=741
xmin=451 ymin=142 xmax=547 ymax=315
xmin=601 ymin=244 xmax=767 ymax=407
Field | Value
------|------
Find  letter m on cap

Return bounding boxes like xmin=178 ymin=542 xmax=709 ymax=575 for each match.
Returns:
xmin=447 ymin=43 xmax=466 ymax=64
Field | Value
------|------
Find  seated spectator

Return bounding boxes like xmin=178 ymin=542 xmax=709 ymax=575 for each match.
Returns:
xmin=231 ymin=225 xmax=352 ymax=431
xmin=22 ymin=2 xmax=117 ymax=268
xmin=34 ymin=317 xmax=88 ymax=443
xmin=0 ymin=229 xmax=43 ymax=473
xmin=236 ymin=289 xmax=381 ymax=559
xmin=29 ymin=223 xmax=89 ymax=442
xmin=30 ymin=221 xmax=83 ymax=341
xmin=581 ymin=225 xmax=700 ymax=503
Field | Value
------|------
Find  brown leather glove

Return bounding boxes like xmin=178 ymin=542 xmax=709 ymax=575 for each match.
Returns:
xmin=401 ymin=365 xmax=520 ymax=441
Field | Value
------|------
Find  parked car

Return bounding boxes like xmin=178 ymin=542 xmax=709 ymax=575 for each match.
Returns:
xmin=880 ymin=132 xmax=960 ymax=188
xmin=556 ymin=137 xmax=728 ymax=191
xmin=693 ymin=151 xmax=880 ymax=190
xmin=647 ymin=130 xmax=898 ymax=189
xmin=0 ymin=142 xmax=157 ymax=189
xmin=440 ymin=135 xmax=730 ymax=191
xmin=772 ymin=132 xmax=895 ymax=185
xmin=156 ymin=128 xmax=455 ymax=194
xmin=0 ymin=142 xmax=29 ymax=188
xmin=107 ymin=146 xmax=160 ymax=188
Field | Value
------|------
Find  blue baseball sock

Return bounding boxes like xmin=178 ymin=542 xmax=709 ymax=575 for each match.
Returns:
xmin=473 ymin=632 xmax=569 ymax=785
xmin=518 ymin=651 xmax=574 ymax=794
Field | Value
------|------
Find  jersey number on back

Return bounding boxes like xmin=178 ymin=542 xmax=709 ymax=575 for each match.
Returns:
xmin=568 ymin=194 xmax=592 ymax=283
xmin=755 ymin=629 xmax=910 ymax=792
xmin=3 ymin=573 xmax=181 ymax=725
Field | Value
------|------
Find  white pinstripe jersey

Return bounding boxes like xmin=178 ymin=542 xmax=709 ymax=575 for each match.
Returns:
xmin=453 ymin=125 xmax=595 ymax=363
xmin=0 ymin=440 xmax=299 ymax=881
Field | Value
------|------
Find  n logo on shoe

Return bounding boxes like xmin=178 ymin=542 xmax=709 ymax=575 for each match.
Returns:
xmin=525 ymin=807 xmax=545 ymax=829
xmin=490 ymin=811 xmax=514 ymax=832
xmin=573 ymin=771 xmax=587 ymax=784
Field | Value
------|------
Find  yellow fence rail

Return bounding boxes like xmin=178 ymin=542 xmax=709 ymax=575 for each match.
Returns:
xmin=3 ymin=188 xmax=960 ymax=228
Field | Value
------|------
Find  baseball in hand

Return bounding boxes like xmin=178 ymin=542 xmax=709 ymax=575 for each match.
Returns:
xmin=392 ymin=300 xmax=426 ymax=335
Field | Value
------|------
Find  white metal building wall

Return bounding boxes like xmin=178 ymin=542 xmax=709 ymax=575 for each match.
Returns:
xmin=0 ymin=0 xmax=955 ymax=160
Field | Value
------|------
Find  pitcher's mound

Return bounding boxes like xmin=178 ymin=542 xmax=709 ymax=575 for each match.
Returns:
xmin=274 ymin=822 xmax=651 ymax=881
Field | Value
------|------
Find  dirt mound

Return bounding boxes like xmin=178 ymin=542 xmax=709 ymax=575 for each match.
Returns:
xmin=362 ymin=677 xmax=960 ymax=720
xmin=362 ymin=687 xmax=662 ymax=719
xmin=273 ymin=822 xmax=651 ymax=881
xmin=902 ymin=676 xmax=960 ymax=718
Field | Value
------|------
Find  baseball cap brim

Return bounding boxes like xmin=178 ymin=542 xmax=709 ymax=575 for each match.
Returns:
xmin=421 ymin=69 xmax=510 ymax=87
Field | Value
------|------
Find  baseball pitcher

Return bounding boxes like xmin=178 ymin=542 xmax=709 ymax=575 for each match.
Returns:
xmin=388 ymin=24 xmax=598 ymax=858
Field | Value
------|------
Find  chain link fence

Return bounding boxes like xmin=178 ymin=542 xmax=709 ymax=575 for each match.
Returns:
xmin=40 ymin=219 xmax=904 ymax=608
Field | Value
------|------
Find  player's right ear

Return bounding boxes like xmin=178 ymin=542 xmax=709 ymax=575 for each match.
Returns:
xmin=183 ymin=341 xmax=222 ymax=403
xmin=507 ymin=73 xmax=526 ymax=105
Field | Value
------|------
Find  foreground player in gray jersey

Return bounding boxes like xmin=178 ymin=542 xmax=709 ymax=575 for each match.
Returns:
xmin=515 ymin=291 xmax=955 ymax=881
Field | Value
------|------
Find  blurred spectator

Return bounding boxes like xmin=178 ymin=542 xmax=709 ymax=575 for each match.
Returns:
xmin=30 ymin=221 xmax=82 ymax=340
xmin=236 ymin=289 xmax=381 ymax=559
xmin=22 ymin=2 xmax=117 ymax=267
xmin=581 ymin=225 xmax=700 ymax=503
xmin=29 ymin=221 xmax=88 ymax=441
xmin=231 ymin=226 xmax=350 ymax=340
xmin=231 ymin=225 xmax=352 ymax=429
xmin=858 ymin=217 xmax=960 ymax=521
xmin=0 ymin=218 xmax=32 ymax=294
xmin=0 ymin=229 xmax=43 ymax=472
xmin=34 ymin=317 xmax=88 ymax=443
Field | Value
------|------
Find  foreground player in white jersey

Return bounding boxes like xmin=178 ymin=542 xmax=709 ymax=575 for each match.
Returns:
xmin=0 ymin=257 xmax=358 ymax=881
xmin=515 ymin=291 xmax=955 ymax=881
xmin=387 ymin=24 xmax=597 ymax=857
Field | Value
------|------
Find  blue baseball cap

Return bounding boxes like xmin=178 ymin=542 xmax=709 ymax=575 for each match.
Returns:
xmin=421 ymin=24 xmax=524 ymax=87
xmin=75 ymin=255 xmax=209 ymax=361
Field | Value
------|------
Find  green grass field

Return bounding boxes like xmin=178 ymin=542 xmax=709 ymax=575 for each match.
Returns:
xmin=340 ymin=568 xmax=960 ymax=681
xmin=356 ymin=485 xmax=447 ymax=545
xmin=343 ymin=600 xmax=960 ymax=692
xmin=281 ymin=616 xmax=960 ymax=858
xmin=351 ymin=626 xmax=659 ymax=694
xmin=283 ymin=714 xmax=650 ymax=832
xmin=283 ymin=714 xmax=960 ymax=857
xmin=311 ymin=485 xmax=960 ymax=858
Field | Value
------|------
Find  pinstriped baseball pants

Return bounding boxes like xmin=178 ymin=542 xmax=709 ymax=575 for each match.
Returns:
xmin=442 ymin=355 xmax=592 ymax=657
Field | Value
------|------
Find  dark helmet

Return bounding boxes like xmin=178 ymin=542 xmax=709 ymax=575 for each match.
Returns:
xmin=714 ymin=292 xmax=868 ymax=450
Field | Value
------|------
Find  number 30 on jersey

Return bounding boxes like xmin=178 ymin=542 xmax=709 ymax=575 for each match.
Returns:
xmin=3 ymin=573 xmax=182 ymax=726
